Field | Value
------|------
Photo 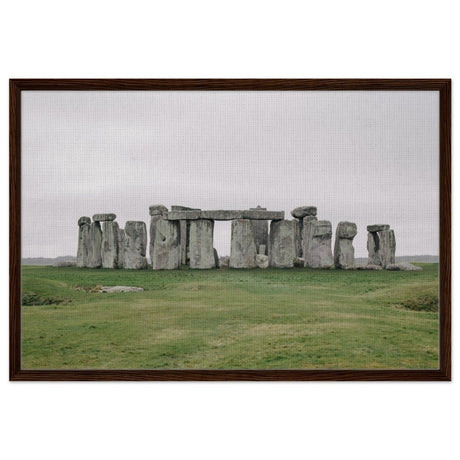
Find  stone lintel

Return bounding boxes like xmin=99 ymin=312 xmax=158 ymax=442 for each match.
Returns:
xmin=201 ymin=210 xmax=244 ymax=220
xmin=166 ymin=210 xmax=202 ymax=220
xmin=92 ymin=213 xmax=116 ymax=222
xmin=367 ymin=224 xmax=390 ymax=233
xmin=242 ymin=210 xmax=284 ymax=220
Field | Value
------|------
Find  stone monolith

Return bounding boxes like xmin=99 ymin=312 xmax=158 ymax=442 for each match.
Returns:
xmin=304 ymin=220 xmax=333 ymax=269
xmin=151 ymin=219 xmax=181 ymax=270
xmin=101 ymin=221 xmax=119 ymax=269
xmin=124 ymin=221 xmax=147 ymax=269
xmin=334 ymin=221 xmax=357 ymax=269
xmin=77 ymin=217 xmax=91 ymax=267
xmin=149 ymin=205 xmax=168 ymax=265
xmin=379 ymin=229 xmax=396 ymax=268
xmin=250 ymin=206 xmax=268 ymax=254
xmin=301 ymin=216 xmax=318 ymax=265
xmin=268 ymin=219 xmax=297 ymax=268
xmin=117 ymin=228 xmax=125 ymax=268
xmin=229 ymin=219 xmax=257 ymax=268
xmin=188 ymin=219 xmax=215 ymax=269
xmin=88 ymin=221 xmax=103 ymax=268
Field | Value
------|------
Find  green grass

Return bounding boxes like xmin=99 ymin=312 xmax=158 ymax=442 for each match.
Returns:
xmin=21 ymin=264 xmax=439 ymax=370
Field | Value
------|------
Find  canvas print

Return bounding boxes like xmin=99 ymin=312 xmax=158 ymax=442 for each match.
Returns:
xmin=20 ymin=89 xmax=440 ymax=371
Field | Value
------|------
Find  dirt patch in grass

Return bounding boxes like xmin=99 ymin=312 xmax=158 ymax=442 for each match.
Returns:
xmin=392 ymin=294 xmax=438 ymax=312
xmin=22 ymin=292 xmax=71 ymax=306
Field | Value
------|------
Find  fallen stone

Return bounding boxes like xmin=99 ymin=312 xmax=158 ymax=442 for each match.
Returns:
xmin=367 ymin=224 xmax=390 ymax=233
xmin=88 ymin=221 xmax=103 ymax=268
xmin=101 ymin=221 xmax=120 ymax=269
xmin=268 ymin=220 xmax=296 ymax=268
xmin=255 ymin=254 xmax=269 ymax=269
xmin=334 ymin=221 xmax=357 ymax=269
xmin=100 ymin=286 xmax=144 ymax=293
xmin=124 ymin=221 xmax=148 ymax=269
xmin=386 ymin=262 xmax=422 ymax=271
xmin=290 ymin=206 xmax=317 ymax=218
xmin=77 ymin=217 xmax=91 ymax=267
xmin=242 ymin=210 xmax=284 ymax=220
xmin=356 ymin=264 xmax=383 ymax=270
xmin=188 ymin=219 xmax=215 ymax=269
xmin=149 ymin=205 xmax=168 ymax=216
xmin=92 ymin=213 xmax=116 ymax=222
xmin=53 ymin=260 xmax=77 ymax=267
xmin=304 ymin=220 xmax=333 ymax=269
xmin=230 ymin=219 xmax=257 ymax=268
xmin=151 ymin=219 xmax=181 ymax=270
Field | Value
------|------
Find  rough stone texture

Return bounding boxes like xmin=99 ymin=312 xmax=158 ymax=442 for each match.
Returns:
xmin=124 ymin=221 xmax=148 ymax=269
xmin=54 ymin=260 xmax=77 ymax=267
xmin=214 ymin=248 xmax=219 ymax=267
xmin=356 ymin=264 xmax=383 ymax=271
xmin=290 ymin=206 xmax=317 ymax=218
xmin=201 ymin=210 xmax=243 ymax=220
xmin=151 ymin=219 xmax=180 ymax=270
xmin=334 ymin=221 xmax=357 ymax=269
xmin=88 ymin=221 xmax=103 ymax=268
xmin=367 ymin=224 xmax=390 ymax=233
xmin=117 ymin=228 xmax=125 ymax=268
xmin=294 ymin=257 xmax=305 ymax=267
xmin=149 ymin=214 xmax=163 ymax=265
xmin=92 ymin=213 xmax=116 ymax=222
xmin=258 ymin=244 xmax=267 ymax=255
xmin=367 ymin=232 xmax=381 ymax=266
xmin=77 ymin=217 xmax=91 ymax=267
xmin=219 ymin=256 xmax=230 ymax=268
xmin=101 ymin=221 xmax=119 ymax=269
xmin=304 ymin=220 xmax=333 ymax=269
xmin=242 ymin=210 xmax=284 ymax=220
xmin=268 ymin=220 xmax=296 ymax=268
xmin=379 ymin=229 xmax=396 ymax=268
xmin=386 ymin=262 xmax=422 ymax=271
xmin=230 ymin=219 xmax=257 ymax=268
xmin=171 ymin=206 xmax=200 ymax=211
xmin=188 ymin=219 xmax=215 ymax=269
xmin=166 ymin=210 xmax=201 ymax=220
xmin=250 ymin=207 xmax=269 ymax=254
xmin=255 ymin=254 xmax=269 ymax=269
xmin=100 ymin=286 xmax=144 ymax=293
xmin=301 ymin=216 xmax=318 ymax=266
xmin=179 ymin=220 xmax=188 ymax=265
xmin=294 ymin=218 xmax=302 ymax=257
xmin=149 ymin=205 xmax=168 ymax=216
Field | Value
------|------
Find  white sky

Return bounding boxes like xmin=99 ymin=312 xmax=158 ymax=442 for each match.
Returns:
xmin=21 ymin=90 xmax=439 ymax=258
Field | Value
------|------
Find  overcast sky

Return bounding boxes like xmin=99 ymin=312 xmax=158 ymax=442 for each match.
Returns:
xmin=21 ymin=90 xmax=439 ymax=259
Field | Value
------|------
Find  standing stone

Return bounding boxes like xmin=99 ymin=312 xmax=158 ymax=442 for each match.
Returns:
xmin=294 ymin=218 xmax=302 ymax=257
xmin=171 ymin=206 xmax=201 ymax=266
xmin=88 ymin=221 xmax=103 ymax=268
xmin=117 ymin=228 xmax=125 ymax=268
xmin=258 ymin=244 xmax=267 ymax=255
xmin=77 ymin=217 xmax=91 ymax=267
xmin=149 ymin=205 xmax=168 ymax=265
xmin=301 ymin=216 xmax=318 ymax=265
xmin=101 ymin=221 xmax=119 ymax=268
xmin=124 ymin=221 xmax=147 ymax=269
xmin=304 ymin=220 xmax=333 ymax=269
xmin=213 ymin=248 xmax=219 ymax=268
xmin=250 ymin=206 xmax=268 ymax=254
xmin=334 ymin=221 xmax=357 ymax=269
xmin=230 ymin=219 xmax=257 ymax=268
xmin=379 ymin=229 xmax=396 ymax=268
xmin=188 ymin=219 xmax=215 ymax=269
xmin=268 ymin=220 xmax=297 ymax=268
xmin=367 ymin=232 xmax=381 ymax=266
xmin=151 ymin=219 xmax=180 ymax=270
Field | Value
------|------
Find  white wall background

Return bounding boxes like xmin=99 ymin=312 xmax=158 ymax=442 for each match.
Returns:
xmin=1 ymin=1 xmax=458 ymax=460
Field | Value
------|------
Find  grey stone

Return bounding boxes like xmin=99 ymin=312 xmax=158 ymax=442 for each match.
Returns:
xmin=356 ymin=264 xmax=383 ymax=271
xmin=268 ymin=220 xmax=296 ymax=268
xmin=124 ymin=221 xmax=148 ymax=269
xmin=294 ymin=257 xmax=305 ymax=267
xmin=166 ymin=210 xmax=202 ymax=220
xmin=367 ymin=232 xmax=381 ymax=266
xmin=230 ymin=219 xmax=257 ymax=268
xmin=171 ymin=205 xmax=200 ymax=211
xmin=53 ymin=260 xmax=77 ymax=267
xmin=100 ymin=286 xmax=144 ymax=293
xmin=101 ymin=221 xmax=119 ymax=269
xmin=242 ymin=210 xmax=284 ymax=220
xmin=294 ymin=218 xmax=302 ymax=257
xmin=179 ymin=220 xmax=188 ymax=266
xmin=149 ymin=214 xmax=163 ymax=265
xmin=77 ymin=218 xmax=91 ymax=267
xmin=304 ymin=220 xmax=333 ymax=269
xmin=258 ymin=244 xmax=267 ymax=255
xmin=367 ymin=224 xmax=390 ymax=233
xmin=201 ymin=210 xmax=244 ymax=220
xmin=219 ymin=256 xmax=230 ymax=268
xmin=301 ymin=216 xmax=318 ymax=266
xmin=386 ymin=262 xmax=422 ymax=271
xmin=290 ymin=206 xmax=317 ymax=218
xmin=117 ymin=228 xmax=125 ymax=268
xmin=151 ymin=219 xmax=180 ymax=270
xmin=92 ymin=213 xmax=116 ymax=222
xmin=214 ymin=248 xmax=219 ymax=267
xmin=255 ymin=254 xmax=269 ymax=269
xmin=334 ymin=222 xmax=357 ymax=269
xmin=379 ymin=229 xmax=396 ymax=268
xmin=189 ymin=219 xmax=215 ymax=269
xmin=149 ymin=205 xmax=168 ymax=216
xmin=250 ymin=207 xmax=269 ymax=254
xmin=88 ymin=221 xmax=102 ymax=268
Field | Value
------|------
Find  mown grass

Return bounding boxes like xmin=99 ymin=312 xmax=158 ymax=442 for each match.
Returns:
xmin=21 ymin=264 xmax=439 ymax=369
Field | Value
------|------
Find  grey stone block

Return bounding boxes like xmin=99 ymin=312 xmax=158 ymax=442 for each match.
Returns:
xmin=124 ymin=221 xmax=148 ymax=269
xmin=268 ymin=219 xmax=296 ymax=268
xmin=230 ymin=219 xmax=257 ymax=268
xmin=290 ymin=206 xmax=317 ymax=218
xmin=189 ymin=219 xmax=215 ymax=269
xmin=92 ymin=213 xmax=116 ymax=222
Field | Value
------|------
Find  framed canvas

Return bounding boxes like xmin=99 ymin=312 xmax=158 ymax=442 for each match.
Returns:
xmin=9 ymin=79 xmax=451 ymax=381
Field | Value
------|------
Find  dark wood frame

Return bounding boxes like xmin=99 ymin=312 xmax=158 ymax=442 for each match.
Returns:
xmin=10 ymin=79 xmax=451 ymax=381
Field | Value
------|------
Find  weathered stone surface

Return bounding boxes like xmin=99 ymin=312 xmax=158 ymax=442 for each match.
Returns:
xmin=101 ymin=221 xmax=119 ymax=269
xmin=367 ymin=224 xmax=390 ymax=233
xmin=100 ymin=286 xmax=144 ymax=293
xmin=117 ymin=228 xmax=125 ymax=268
xmin=356 ymin=264 xmax=383 ymax=271
xmin=171 ymin=205 xmax=200 ymax=211
xmin=301 ymin=216 xmax=318 ymax=266
xmin=149 ymin=205 xmax=168 ymax=216
xmin=242 ymin=210 xmax=284 ymax=220
xmin=124 ymin=221 xmax=148 ymax=269
xmin=258 ymin=244 xmax=267 ymax=255
xmin=54 ymin=260 xmax=77 ymax=267
xmin=88 ymin=221 xmax=102 ymax=268
xmin=379 ymin=229 xmax=396 ymax=268
xmin=151 ymin=219 xmax=180 ymax=270
xmin=304 ymin=220 xmax=333 ymax=269
xmin=179 ymin=220 xmax=188 ymax=265
xmin=189 ymin=219 xmax=215 ymax=269
xmin=334 ymin=222 xmax=357 ymax=269
xmin=367 ymin=232 xmax=381 ymax=266
xmin=219 ymin=256 xmax=230 ymax=268
xmin=250 ymin=207 xmax=269 ymax=254
xmin=78 ymin=216 xmax=91 ymax=227
xmin=255 ymin=254 xmax=269 ymax=269
xmin=92 ymin=213 xmax=116 ymax=222
xmin=268 ymin=220 xmax=296 ymax=268
xmin=294 ymin=218 xmax=302 ymax=257
xmin=201 ymin=210 xmax=244 ymax=220
xmin=290 ymin=206 xmax=317 ymax=218
xmin=77 ymin=218 xmax=91 ymax=267
xmin=294 ymin=257 xmax=305 ymax=267
xmin=230 ymin=219 xmax=257 ymax=268
xmin=386 ymin=262 xmax=422 ymax=271
xmin=149 ymin=214 xmax=163 ymax=264
xmin=166 ymin=210 xmax=201 ymax=220
xmin=214 ymin=248 xmax=219 ymax=267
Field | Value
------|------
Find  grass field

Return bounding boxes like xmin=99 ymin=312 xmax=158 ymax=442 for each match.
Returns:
xmin=21 ymin=264 xmax=439 ymax=370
